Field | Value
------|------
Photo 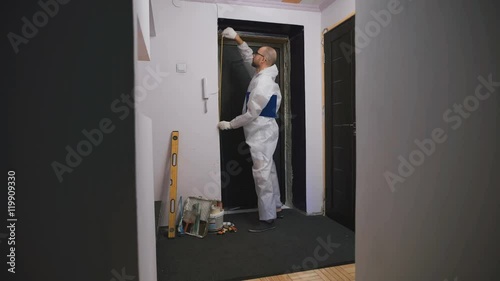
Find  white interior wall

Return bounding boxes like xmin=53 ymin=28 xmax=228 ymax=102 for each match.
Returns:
xmin=321 ymin=0 xmax=355 ymax=30
xmin=137 ymin=0 xmax=221 ymax=203
xmin=134 ymin=113 xmax=157 ymax=281
xmin=133 ymin=0 xmax=156 ymax=279
xmin=135 ymin=0 xmax=326 ymax=214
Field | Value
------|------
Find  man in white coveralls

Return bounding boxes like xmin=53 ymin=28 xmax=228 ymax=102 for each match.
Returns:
xmin=218 ymin=27 xmax=283 ymax=233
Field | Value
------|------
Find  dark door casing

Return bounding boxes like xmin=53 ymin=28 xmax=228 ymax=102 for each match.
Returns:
xmin=324 ymin=16 xmax=356 ymax=231
xmin=218 ymin=19 xmax=306 ymax=212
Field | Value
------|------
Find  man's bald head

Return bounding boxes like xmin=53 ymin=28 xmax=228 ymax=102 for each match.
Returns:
xmin=260 ymin=46 xmax=277 ymax=66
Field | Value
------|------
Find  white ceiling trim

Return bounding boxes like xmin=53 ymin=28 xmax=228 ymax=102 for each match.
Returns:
xmin=180 ymin=0 xmax=335 ymax=12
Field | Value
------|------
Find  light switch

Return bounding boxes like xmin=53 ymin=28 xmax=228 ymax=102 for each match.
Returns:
xmin=176 ymin=63 xmax=187 ymax=73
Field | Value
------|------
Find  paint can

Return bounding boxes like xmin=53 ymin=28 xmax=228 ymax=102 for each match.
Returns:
xmin=208 ymin=210 xmax=224 ymax=232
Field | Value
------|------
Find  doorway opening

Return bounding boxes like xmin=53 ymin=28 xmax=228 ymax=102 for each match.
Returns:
xmin=218 ymin=19 xmax=306 ymax=213
xmin=324 ymin=16 xmax=356 ymax=231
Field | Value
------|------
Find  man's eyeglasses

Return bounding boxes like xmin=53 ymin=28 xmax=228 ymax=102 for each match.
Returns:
xmin=253 ymin=52 xmax=266 ymax=60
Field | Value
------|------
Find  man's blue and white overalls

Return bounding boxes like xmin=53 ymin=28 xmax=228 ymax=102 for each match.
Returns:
xmin=228 ymin=42 xmax=283 ymax=221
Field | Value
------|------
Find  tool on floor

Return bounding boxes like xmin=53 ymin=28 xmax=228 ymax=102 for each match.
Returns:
xmin=167 ymin=131 xmax=180 ymax=238
xmin=217 ymin=222 xmax=238 ymax=235
xmin=177 ymin=196 xmax=184 ymax=236
xmin=183 ymin=209 xmax=195 ymax=233
xmin=157 ymin=131 xmax=179 ymax=237
xmin=219 ymin=34 xmax=224 ymax=118
xmin=193 ymin=203 xmax=200 ymax=235
xmin=180 ymin=197 xmax=213 ymax=238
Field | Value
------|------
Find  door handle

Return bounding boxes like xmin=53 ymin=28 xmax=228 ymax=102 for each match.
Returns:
xmin=334 ymin=123 xmax=356 ymax=128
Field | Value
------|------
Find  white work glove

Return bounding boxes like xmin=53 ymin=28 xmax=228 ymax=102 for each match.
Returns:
xmin=222 ymin=27 xmax=237 ymax=39
xmin=218 ymin=121 xmax=232 ymax=130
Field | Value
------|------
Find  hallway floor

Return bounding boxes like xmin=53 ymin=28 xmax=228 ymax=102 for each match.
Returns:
xmin=247 ymin=263 xmax=355 ymax=280
xmin=156 ymin=208 xmax=355 ymax=281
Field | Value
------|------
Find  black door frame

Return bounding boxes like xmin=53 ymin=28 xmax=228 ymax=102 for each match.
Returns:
xmin=218 ymin=19 xmax=306 ymax=212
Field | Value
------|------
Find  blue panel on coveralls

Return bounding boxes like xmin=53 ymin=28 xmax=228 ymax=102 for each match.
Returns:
xmin=260 ymin=94 xmax=277 ymax=118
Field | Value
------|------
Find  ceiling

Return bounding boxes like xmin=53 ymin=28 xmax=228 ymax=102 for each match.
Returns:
xmin=180 ymin=0 xmax=336 ymax=12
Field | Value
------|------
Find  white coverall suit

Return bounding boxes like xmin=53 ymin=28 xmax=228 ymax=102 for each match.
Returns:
xmin=228 ymin=42 xmax=282 ymax=221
